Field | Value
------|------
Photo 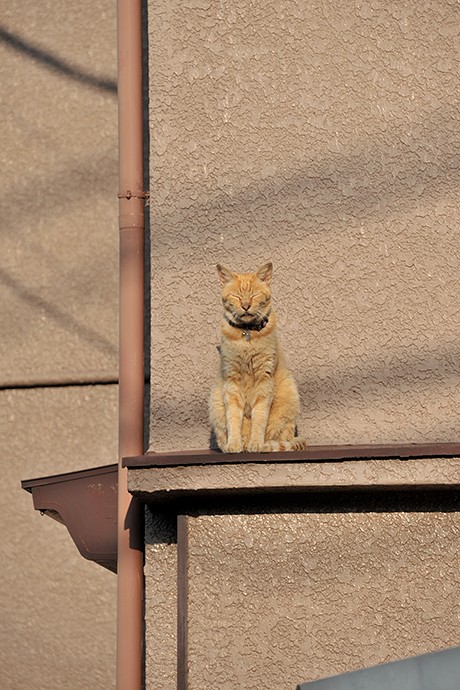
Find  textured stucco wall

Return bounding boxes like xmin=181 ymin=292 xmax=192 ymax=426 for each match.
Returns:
xmin=187 ymin=510 xmax=460 ymax=689
xmin=0 ymin=0 xmax=118 ymax=387
xmin=139 ymin=458 xmax=460 ymax=689
xmin=1 ymin=2 xmax=118 ymax=688
xmin=142 ymin=490 xmax=460 ymax=690
xmin=148 ymin=0 xmax=460 ymax=451
xmin=144 ymin=510 xmax=178 ymax=690
xmin=1 ymin=386 xmax=117 ymax=690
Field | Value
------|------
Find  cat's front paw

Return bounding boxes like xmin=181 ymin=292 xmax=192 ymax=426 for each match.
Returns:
xmin=246 ymin=440 xmax=265 ymax=453
xmin=222 ymin=440 xmax=243 ymax=453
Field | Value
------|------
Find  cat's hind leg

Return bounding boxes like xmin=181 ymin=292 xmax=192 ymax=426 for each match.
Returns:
xmin=262 ymin=374 xmax=307 ymax=451
xmin=264 ymin=378 xmax=297 ymax=442
xmin=265 ymin=419 xmax=296 ymax=442
xmin=264 ymin=410 xmax=307 ymax=451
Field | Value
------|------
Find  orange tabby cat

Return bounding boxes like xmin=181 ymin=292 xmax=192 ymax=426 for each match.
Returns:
xmin=209 ymin=262 xmax=307 ymax=453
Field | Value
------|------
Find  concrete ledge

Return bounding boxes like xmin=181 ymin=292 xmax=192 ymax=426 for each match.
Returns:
xmin=127 ymin=454 xmax=460 ymax=504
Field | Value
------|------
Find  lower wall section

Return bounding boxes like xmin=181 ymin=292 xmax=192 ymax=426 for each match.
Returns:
xmin=143 ymin=488 xmax=460 ymax=690
xmin=145 ymin=510 xmax=178 ymax=690
xmin=3 ymin=385 xmax=118 ymax=690
xmin=187 ymin=506 xmax=460 ymax=688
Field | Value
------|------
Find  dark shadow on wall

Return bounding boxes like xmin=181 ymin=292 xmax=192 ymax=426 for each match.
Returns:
xmin=0 ymin=28 xmax=120 ymax=380
xmin=149 ymin=333 xmax=460 ymax=435
xmin=0 ymin=154 xmax=119 ymax=364
xmin=148 ymin=104 xmax=460 ymax=246
xmin=142 ymin=0 xmax=152 ymax=450
xmin=156 ymin=490 xmax=460 ymax=517
xmin=296 ymin=342 xmax=460 ymax=409
xmin=0 ymin=26 xmax=117 ymax=94
xmin=1 ymin=153 xmax=118 ymax=232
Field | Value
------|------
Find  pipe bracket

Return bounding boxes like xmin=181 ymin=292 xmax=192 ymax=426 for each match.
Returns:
xmin=118 ymin=190 xmax=150 ymax=204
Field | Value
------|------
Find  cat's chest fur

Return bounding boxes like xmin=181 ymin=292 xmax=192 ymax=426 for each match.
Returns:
xmin=220 ymin=333 xmax=278 ymax=381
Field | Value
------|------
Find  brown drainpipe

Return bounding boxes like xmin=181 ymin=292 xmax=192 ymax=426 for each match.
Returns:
xmin=117 ymin=0 xmax=145 ymax=688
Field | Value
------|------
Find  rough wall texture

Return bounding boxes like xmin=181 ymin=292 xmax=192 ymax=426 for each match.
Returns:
xmin=0 ymin=0 xmax=118 ymax=386
xmin=1 ymin=2 xmax=118 ymax=688
xmin=187 ymin=510 xmax=460 ymax=689
xmin=148 ymin=0 xmax=460 ymax=451
xmin=1 ymin=386 xmax=117 ymax=690
xmin=144 ymin=510 xmax=178 ymax=690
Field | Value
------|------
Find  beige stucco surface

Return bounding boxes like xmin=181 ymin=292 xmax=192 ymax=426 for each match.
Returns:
xmin=139 ymin=458 xmax=460 ymax=689
xmin=148 ymin=0 xmax=460 ymax=451
xmin=1 ymin=2 xmax=118 ymax=688
xmin=1 ymin=385 xmax=118 ymax=690
xmin=187 ymin=510 xmax=460 ymax=689
xmin=141 ymin=482 xmax=460 ymax=689
xmin=144 ymin=510 xmax=178 ymax=690
xmin=0 ymin=0 xmax=118 ymax=386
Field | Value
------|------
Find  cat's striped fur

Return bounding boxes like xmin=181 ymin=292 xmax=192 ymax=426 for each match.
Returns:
xmin=209 ymin=262 xmax=307 ymax=453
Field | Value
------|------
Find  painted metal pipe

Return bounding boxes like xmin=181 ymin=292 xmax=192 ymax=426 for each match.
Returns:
xmin=117 ymin=0 xmax=145 ymax=688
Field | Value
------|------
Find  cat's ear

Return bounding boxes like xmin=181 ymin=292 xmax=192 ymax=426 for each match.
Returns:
xmin=256 ymin=262 xmax=273 ymax=284
xmin=216 ymin=264 xmax=235 ymax=286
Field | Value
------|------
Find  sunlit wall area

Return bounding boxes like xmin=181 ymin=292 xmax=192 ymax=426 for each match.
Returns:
xmin=147 ymin=0 xmax=460 ymax=451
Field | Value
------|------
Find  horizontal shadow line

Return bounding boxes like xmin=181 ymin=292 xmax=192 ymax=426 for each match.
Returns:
xmin=0 ymin=378 xmax=119 ymax=391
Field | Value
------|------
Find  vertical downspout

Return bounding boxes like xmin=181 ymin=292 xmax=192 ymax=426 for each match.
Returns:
xmin=117 ymin=0 xmax=145 ymax=689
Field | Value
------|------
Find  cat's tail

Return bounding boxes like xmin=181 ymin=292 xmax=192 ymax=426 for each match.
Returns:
xmin=262 ymin=437 xmax=308 ymax=452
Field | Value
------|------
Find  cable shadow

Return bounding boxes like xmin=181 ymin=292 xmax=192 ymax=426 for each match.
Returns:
xmin=0 ymin=152 xmax=118 ymax=233
xmin=297 ymin=343 xmax=460 ymax=407
xmin=0 ymin=267 xmax=117 ymax=359
xmin=0 ymin=26 xmax=117 ymax=95
xmin=148 ymin=104 xmax=460 ymax=257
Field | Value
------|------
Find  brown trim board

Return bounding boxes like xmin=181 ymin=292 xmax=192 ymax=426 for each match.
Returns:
xmin=177 ymin=515 xmax=188 ymax=690
xmin=124 ymin=443 xmax=460 ymax=469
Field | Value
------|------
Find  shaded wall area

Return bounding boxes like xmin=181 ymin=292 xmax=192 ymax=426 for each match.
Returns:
xmin=187 ymin=502 xmax=460 ymax=688
xmin=137 ymin=459 xmax=460 ymax=690
xmin=0 ymin=2 xmax=118 ymax=688
xmin=147 ymin=0 xmax=460 ymax=451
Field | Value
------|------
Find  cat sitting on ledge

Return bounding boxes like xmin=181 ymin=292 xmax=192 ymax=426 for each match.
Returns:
xmin=209 ymin=262 xmax=307 ymax=453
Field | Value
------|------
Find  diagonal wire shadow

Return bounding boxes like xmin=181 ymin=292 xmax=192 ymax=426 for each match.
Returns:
xmin=0 ymin=152 xmax=118 ymax=233
xmin=152 ymin=104 xmax=460 ymax=241
xmin=0 ymin=267 xmax=117 ymax=358
xmin=0 ymin=26 xmax=117 ymax=95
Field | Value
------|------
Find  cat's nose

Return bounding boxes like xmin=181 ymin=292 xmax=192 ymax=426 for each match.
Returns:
xmin=241 ymin=301 xmax=251 ymax=311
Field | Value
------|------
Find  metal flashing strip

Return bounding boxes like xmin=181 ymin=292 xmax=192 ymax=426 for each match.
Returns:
xmin=297 ymin=645 xmax=460 ymax=689
xmin=22 ymin=464 xmax=118 ymax=573
xmin=123 ymin=442 xmax=460 ymax=469
xmin=22 ymin=463 xmax=118 ymax=490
